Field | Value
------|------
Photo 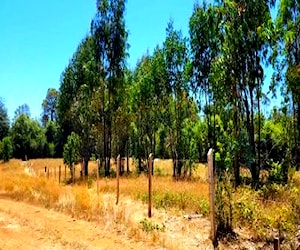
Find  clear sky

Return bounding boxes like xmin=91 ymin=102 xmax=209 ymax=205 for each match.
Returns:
xmin=0 ymin=0 xmax=196 ymax=121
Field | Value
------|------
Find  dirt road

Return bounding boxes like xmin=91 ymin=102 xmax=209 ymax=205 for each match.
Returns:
xmin=0 ymin=197 xmax=160 ymax=250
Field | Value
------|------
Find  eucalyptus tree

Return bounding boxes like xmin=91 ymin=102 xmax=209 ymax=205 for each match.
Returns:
xmin=276 ymin=0 xmax=300 ymax=169
xmin=210 ymin=0 xmax=274 ymax=186
xmin=0 ymin=100 xmax=9 ymax=141
xmin=63 ymin=132 xmax=81 ymax=180
xmin=58 ymin=36 xmax=100 ymax=176
xmin=189 ymin=3 xmax=222 ymax=150
xmin=91 ymin=0 xmax=128 ymax=176
xmin=129 ymin=54 xmax=153 ymax=170
xmin=42 ymin=88 xmax=59 ymax=126
xmin=129 ymin=48 xmax=167 ymax=171
xmin=14 ymin=104 xmax=30 ymax=120
xmin=164 ymin=20 xmax=189 ymax=177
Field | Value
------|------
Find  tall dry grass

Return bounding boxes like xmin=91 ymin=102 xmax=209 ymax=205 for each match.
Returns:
xmin=2 ymin=158 xmax=299 ymax=245
xmin=0 ymin=158 xmax=210 ymax=248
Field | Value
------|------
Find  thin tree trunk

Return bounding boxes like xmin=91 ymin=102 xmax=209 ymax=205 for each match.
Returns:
xmin=83 ymin=156 xmax=89 ymax=177
xmin=233 ymin=86 xmax=240 ymax=186
xmin=257 ymin=85 xmax=261 ymax=177
xmin=126 ymin=140 xmax=130 ymax=173
xmin=250 ymin=88 xmax=258 ymax=187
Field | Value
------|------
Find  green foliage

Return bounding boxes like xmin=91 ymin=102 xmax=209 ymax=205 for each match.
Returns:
xmin=234 ymin=183 xmax=300 ymax=241
xmin=136 ymin=190 xmax=209 ymax=216
xmin=0 ymin=100 xmax=9 ymax=141
xmin=139 ymin=218 xmax=165 ymax=233
xmin=87 ymin=178 xmax=93 ymax=189
xmin=14 ymin=104 xmax=30 ymax=120
xmin=45 ymin=142 xmax=55 ymax=158
xmin=235 ymin=188 xmax=259 ymax=224
xmin=0 ymin=136 xmax=13 ymax=162
xmin=215 ymin=172 xmax=234 ymax=232
xmin=63 ymin=132 xmax=81 ymax=167
xmin=10 ymin=114 xmax=46 ymax=160
xmin=42 ymin=88 xmax=58 ymax=126
xmin=268 ymin=161 xmax=288 ymax=184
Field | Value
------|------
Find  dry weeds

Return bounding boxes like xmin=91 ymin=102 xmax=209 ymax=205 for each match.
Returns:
xmin=0 ymin=159 xmax=212 ymax=249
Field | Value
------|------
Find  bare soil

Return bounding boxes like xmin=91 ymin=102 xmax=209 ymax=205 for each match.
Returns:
xmin=0 ymin=197 xmax=160 ymax=250
xmin=0 ymin=195 xmax=217 ymax=250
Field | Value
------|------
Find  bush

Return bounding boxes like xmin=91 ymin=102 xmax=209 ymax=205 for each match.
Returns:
xmin=139 ymin=218 xmax=165 ymax=233
xmin=1 ymin=136 xmax=13 ymax=162
xmin=63 ymin=132 xmax=81 ymax=167
xmin=268 ymin=161 xmax=288 ymax=184
xmin=215 ymin=172 xmax=234 ymax=233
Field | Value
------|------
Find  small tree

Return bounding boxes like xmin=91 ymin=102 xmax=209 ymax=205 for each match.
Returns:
xmin=63 ymin=132 xmax=81 ymax=180
xmin=1 ymin=136 xmax=13 ymax=162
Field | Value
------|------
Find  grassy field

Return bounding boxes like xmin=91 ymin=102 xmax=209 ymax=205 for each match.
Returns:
xmin=0 ymin=158 xmax=300 ymax=248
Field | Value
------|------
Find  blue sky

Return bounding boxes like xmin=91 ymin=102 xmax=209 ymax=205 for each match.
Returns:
xmin=0 ymin=0 xmax=196 ymax=121
xmin=0 ymin=0 xmax=280 ymax=122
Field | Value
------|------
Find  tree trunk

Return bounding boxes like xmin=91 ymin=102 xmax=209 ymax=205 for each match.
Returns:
xmin=83 ymin=156 xmax=89 ymax=177
xmin=250 ymin=88 xmax=258 ymax=187
xmin=172 ymin=154 xmax=176 ymax=178
xmin=257 ymin=85 xmax=261 ymax=177
xmin=126 ymin=141 xmax=130 ymax=173
xmin=233 ymin=96 xmax=240 ymax=186
xmin=138 ymin=157 xmax=142 ymax=173
xmin=296 ymin=104 xmax=300 ymax=170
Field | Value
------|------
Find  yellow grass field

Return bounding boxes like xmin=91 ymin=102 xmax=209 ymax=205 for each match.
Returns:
xmin=0 ymin=158 xmax=213 ymax=249
xmin=12 ymin=158 xmax=210 ymax=214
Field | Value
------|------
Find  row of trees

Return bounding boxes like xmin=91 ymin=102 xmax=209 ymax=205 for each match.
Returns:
xmin=0 ymin=100 xmax=59 ymax=161
xmin=1 ymin=0 xmax=300 ymax=186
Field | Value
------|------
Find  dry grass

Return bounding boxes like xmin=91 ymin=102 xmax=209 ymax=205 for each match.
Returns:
xmin=2 ymin=158 xmax=299 ymax=246
xmin=231 ymin=181 xmax=300 ymax=243
xmin=0 ymin=158 xmax=210 ymax=249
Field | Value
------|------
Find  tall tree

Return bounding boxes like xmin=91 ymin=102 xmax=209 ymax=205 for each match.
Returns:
xmin=10 ymin=114 xmax=46 ymax=160
xmin=189 ymin=3 xmax=221 ymax=151
xmin=91 ymin=0 xmax=128 ymax=176
xmin=58 ymin=35 xmax=100 ymax=176
xmin=42 ymin=88 xmax=59 ymax=126
xmin=164 ymin=20 xmax=188 ymax=177
xmin=210 ymin=0 xmax=273 ymax=186
xmin=0 ymin=100 xmax=9 ymax=141
xmin=14 ymin=103 xmax=30 ymax=120
xmin=276 ymin=0 xmax=300 ymax=169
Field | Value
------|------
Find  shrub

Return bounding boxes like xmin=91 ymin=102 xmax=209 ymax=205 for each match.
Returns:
xmin=1 ymin=136 xmax=13 ymax=162
xmin=139 ymin=218 xmax=165 ymax=233
xmin=63 ymin=132 xmax=81 ymax=167
xmin=268 ymin=161 xmax=288 ymax=184
xmin=215 ymin=172 xmax=234 ymax=233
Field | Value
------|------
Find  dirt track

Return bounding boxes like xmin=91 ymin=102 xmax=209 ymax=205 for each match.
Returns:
xmin=0 ymin=197 xmax=160 ymax=250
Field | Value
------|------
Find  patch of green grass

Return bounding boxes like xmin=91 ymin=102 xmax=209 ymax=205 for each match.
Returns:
xmin=139 ymin=218 xmax=165 ymax=233
xmin=135 ymin=190 xmax=209 ymax=215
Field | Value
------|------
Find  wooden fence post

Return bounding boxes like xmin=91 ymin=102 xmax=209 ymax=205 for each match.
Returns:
xmin=148 ymin=153 xmax=153 ymax=218
xmin=72 ymin=163 xmax=75 ymax=185
xmin=116 ymin=155 xmax=120 ymax=205
xmin=96 ymin=159 xmax=100 ymax=196
xmin=64 ymin=165 xmax=67 ymax=182
xmin=208 ymin=148 xmax=216 ymax=245
xmin=59 ymin=165 xmax=61 ymax=184
xmin=274 ymin=237 xmax=280 ymax=250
